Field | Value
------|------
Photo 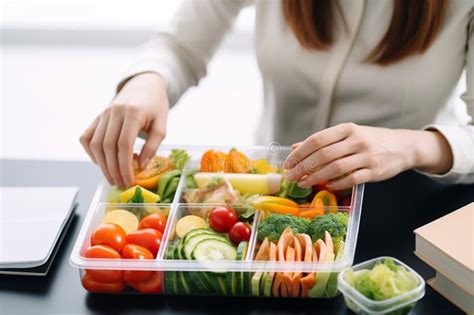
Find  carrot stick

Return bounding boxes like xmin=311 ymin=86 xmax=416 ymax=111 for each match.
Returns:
xmin=255 ymin=237 xmax=270 ymax=261
xmin=284 ymin=246 xmax=295 ymax=296
xmin=291 ymin=273 xmax=301 ymax=297
xmin=300 ymin=273 xmax=315 ymax=297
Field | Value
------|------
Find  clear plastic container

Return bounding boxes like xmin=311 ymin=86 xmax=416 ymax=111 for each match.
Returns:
xmin=70 ymin=145 xmax=365 ymax=297
xmin=338 ymin=257 xmax=425 ymax=314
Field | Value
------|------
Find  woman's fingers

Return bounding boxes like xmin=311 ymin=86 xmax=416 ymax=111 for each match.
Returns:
xmin=89 ymin=113 xmax=114 ymax=185
xmin=117 ymin=108 xmax=144 ymax=187
xmin=139 ymin=120 xmax=166 ymax=169
xmin=284 ymin=123 xmax=355 ymax=169
xmin=326 ymin=169 xmax=372 ymax=190
xmin=103 ymin=107 xmax=125 ymax=188
xmin=286 ymin=140 xmax=359 ymax=182
xmin=79 ymin=117 xmax=99 ymax=163
xmin=298 ymin=153 xmax=368 ymax=188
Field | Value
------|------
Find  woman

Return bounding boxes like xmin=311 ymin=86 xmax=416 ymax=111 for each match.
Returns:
xmin=80 ymin=0 xmax=474 ymax=190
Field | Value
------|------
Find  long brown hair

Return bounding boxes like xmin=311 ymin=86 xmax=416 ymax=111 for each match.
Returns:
xmin=283 ymin=0 xmax=448 ymax=65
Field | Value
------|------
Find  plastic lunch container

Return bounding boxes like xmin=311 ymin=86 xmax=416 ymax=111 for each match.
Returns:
xmin=337 ymin=257 xmax=425 ymax=314
xmin=70 ymin=145 xmax=365 ymax=297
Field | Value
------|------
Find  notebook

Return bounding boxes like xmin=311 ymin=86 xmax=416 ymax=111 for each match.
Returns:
xmin=0 ymin=187 xmax=78 ymax=274
xmin=414 ymin=202 xmax=474 ymax=295
xmin=428 ymin=272 xmax=474 ymax=314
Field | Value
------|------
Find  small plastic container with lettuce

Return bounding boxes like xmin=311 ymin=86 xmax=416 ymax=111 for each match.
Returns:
xmin=338 ymin=257 xmax=425 ymax=314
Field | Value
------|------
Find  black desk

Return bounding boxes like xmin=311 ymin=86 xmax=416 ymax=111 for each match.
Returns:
xmin=1 ymin=159 xmax=472 ymax=315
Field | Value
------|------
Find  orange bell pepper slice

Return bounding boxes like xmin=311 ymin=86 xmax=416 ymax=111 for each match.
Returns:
xmin=200 ymin=150 xmax=217 ymax=172
xmin=311 ymin=189 xmax=338 ymax=213
xmin=299 ymin=199 xmax=325 ymax=218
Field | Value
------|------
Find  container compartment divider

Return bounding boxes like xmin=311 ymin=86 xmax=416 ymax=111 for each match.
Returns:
xmin=155 ymin=171 xmax=188 ymax=261
xmin=245 ymin=210 xmax=262 ymax=261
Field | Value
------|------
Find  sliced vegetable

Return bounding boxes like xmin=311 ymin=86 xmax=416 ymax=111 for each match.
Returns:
xmin=120 ymin=186 xmax=160 ymax=204
xmin=311 ymin=190 xmax=338 ymax=210
xmin=192 ymin=239 xmax=237 ymax=261
xmin=157 ymin=169 xmax=181 ymax=200
xmin=134 ymin=155 xmax=173 ymax=190
xmin=194 ymin=172 xmax=282 ymax=195
xmin=102 ymin=209 xmax=139 ymax=235
xmin=176 ymin=215 xmax=207 ymax=239
xmin=228 ymin=148 xmax=249 ymax=173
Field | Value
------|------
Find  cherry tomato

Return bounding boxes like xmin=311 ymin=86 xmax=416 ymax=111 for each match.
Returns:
xmin=209 ymin=207 xmax=238 ymax=233
xmin=81 ymin=272 xmax=125 ymax=293
xmin=138 ymin=213 xmax=167 ymax=234
xmin=85 ymin=245 xmax=122 ymax=282
xmin=91 ymin=223 xmax=126 ymax=252
xmin=126 ymin=271 xmax=163 ymax=294
xmin=229 ymin=222 xmax=251 ymax=245
xmin=126 ymin=228 xmax=163 ymax=257
xmin=122 ymin=244 xmax=154 ymax=282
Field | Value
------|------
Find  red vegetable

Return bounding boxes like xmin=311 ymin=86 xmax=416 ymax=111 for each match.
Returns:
xmin=122 ymin=244 xmax=154 ymax=282
xmin=85 ymin=245 xmax=122 ymax=282
xmin=82 ymin=272 xmax=125 ymax=293
xmin=91 ymin=223 xmax=127 ymax=252
xmin=126 ymin=228 xmax=163 ymax=258
xmin=229 ymin=222 xmax=251 ymax=245
xmin=139 ymin=213 xmax=167 ymax=234
xmin=126 ymin=271 xmax=163 ymax=294
xmin=209 ymin=207 xmax=238 ymax=233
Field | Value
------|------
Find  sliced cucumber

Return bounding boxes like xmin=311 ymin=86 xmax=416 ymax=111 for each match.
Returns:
xmin=216 ymin=275 xmax=227 ymax=296
xmin=178 ymin=271 xmax=191 ymax=294
xmin=251 ymin=272 xmax=264 ymax=296
xmin=226 ymin=271 xmax=237 ymax=296
xmin=242 ymin=272 xmax=251 ymax=296
xmin=184 ymin=232 xmax=229 ymax=260
xmin=201 ymin=272 xmax=222 ymax=295
xmin=187 ymin=271 xmax=214 ymax=295
xmin=164 ymin=246 xmax=176 ymax=294
xmin=192 ymin=239 xmax=237 ymax=261
xmin=236 ymin=242 xmax=249 ymax=296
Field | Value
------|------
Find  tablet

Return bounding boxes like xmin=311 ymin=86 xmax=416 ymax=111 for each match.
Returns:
xmin=0 ymin=187 xmax=78 ymax=271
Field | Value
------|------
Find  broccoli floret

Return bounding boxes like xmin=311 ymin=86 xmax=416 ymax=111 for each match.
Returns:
xmin=308 ymin=212 xmax=349 ymax=244
xmin=257 ymin=213 xmax=309 ymax=242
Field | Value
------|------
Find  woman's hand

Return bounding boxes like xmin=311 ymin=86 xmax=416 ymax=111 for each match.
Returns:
xmin=80 ymin=73 xmax=169 ymax=188
xmin=284 ymin=123 xmax=453 ymax=190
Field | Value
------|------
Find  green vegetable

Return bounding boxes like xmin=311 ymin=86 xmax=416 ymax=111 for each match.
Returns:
xmin=308 ymin=212 xmax=349 ymax=244
xmin=257 ymin=213 xmax=310 ymax=242
xmin=128 ymin=186 xmax=144 ymax=203
xmin=287 ymin=182 xmax=313 ymax=199
xmin=163 ymin=176 xmax=180 ymax=201
xmin=126 ymin=187 xmax=148 ymax=219
xmin=185 ymin=170 xmax=198 ymax=189
xmin=277 ymin=179 xmax=313 ymax=203
xmin=157 ymin=169 xmax=181 ymax=199
xmin=345 ymin=258 xmax=420 ymax=301
xmin=170 ymin=149 xmax=190 ymax=170
xmin=239 ymin=205 xmax=256 ymax=222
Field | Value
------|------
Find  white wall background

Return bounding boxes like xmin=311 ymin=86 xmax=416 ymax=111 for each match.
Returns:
xmin=1 ymin=0 xmax=261 ymax=161
xmin=0 ymin=0 xmax=468 ymax=162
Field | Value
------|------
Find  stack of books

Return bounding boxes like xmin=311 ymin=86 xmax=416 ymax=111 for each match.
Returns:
xmin=414 ymin=203 xmax=474 ymax=314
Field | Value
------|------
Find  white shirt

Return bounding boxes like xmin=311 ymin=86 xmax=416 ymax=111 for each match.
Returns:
xmin=119 ymin=0 xmax=474 ymax=184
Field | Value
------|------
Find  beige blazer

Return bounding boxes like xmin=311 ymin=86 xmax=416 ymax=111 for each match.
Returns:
xmin=119 ymin=0 xmax=474 ymax=184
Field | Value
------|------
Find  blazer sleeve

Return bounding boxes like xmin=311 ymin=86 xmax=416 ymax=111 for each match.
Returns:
xmin=117 ymin=0 xmax=250 ymax=106
xmin=418 ymin=9 xmax=474 ymax=184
